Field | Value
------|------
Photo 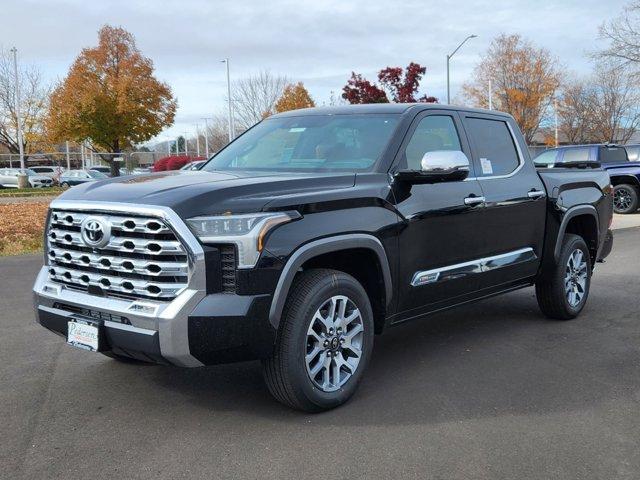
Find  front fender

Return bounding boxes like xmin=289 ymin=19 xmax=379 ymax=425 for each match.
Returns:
xmin=267 ymin=234 xmax=393 ymax=329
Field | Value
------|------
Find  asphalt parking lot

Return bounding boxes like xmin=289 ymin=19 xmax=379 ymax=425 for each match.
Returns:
xmin=2 ymin=228 xmax=639 ymax=480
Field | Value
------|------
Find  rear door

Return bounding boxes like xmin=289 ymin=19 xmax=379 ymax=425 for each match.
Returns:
xmin=460 ymin=113 xmax=546 ymax=291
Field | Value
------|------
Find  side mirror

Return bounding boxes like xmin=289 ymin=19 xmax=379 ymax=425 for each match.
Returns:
xmin=394 ymin=150 xmax=470 ymax=184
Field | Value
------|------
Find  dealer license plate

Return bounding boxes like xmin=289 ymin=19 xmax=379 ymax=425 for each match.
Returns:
xmin=67 ymin=320 xmax=99 ymax=351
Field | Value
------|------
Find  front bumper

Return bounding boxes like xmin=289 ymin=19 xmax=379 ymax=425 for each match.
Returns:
xmin=33 ymin=270 xmax=276 ymax=367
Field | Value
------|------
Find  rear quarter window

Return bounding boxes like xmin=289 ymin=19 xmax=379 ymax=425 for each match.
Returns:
xmin=599 ymin=146 xmax=628 ymax=164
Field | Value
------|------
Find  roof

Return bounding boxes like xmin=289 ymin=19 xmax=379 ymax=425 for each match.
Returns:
xmin=271 ymin=103 xmax=512 ymax=118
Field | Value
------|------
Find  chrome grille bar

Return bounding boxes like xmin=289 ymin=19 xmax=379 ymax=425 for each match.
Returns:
xmin=48 ymin=247 xmax=188 ymax=277
xmin=50 ymin=211 xmax=171 ymax=234
xmin=48 ymin=228 xmax=184 ymax=255
xmin=48 ymin=266 xmax=187 ymax=298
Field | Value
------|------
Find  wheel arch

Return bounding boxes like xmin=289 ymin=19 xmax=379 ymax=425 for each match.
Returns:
xmin=554 ymin=205 xmax=599 ymax=264
xmin=268 ymin=234 xmax=393 ymax=332
xmin=610 ymin=174 xmax=640 ymax=189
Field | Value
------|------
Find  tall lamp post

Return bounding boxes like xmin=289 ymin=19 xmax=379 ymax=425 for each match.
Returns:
xmin=195 ymin=123 xmax=201 ymax=157
xmin=201 ymin=117 xmax=212 ymax=158
xmin=446 ymin=34 xmax=477 ymax=105
xmin=221 ymin=58 xmax=234 ymax=142
xmin=10 ymin=47 xmax=25 ymax=171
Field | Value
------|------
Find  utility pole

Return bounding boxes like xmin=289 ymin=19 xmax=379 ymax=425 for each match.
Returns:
xmin=201 ymin=117 xmax=211 ymax=158
xmin=10 ymin=47 xmax=25 ymax=170
xmin=446 ymin=35 xmax=477 ymax=105
xmin=222 ymin=58 xmax=234 ymax=141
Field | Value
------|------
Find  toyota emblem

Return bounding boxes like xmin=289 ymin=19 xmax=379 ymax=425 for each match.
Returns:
xmin=80 ymin=217 xmax=111 ymax=248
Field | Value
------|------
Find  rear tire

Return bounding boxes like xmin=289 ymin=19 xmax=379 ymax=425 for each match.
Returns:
xmin=262 ymin=269 xmax=374 ymax=412
xmin=613 ymin=184 xmax=639 ymax=214
xmin=535 ymin=234 xmax=591 ymax=320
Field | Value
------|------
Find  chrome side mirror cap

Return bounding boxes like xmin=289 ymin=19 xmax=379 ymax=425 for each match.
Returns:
xmin=421 ymin=150 xmax=471 ymax=176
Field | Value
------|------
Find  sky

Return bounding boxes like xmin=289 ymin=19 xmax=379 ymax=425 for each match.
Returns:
xmin=1 ymin=0 xmax=628 ymax=145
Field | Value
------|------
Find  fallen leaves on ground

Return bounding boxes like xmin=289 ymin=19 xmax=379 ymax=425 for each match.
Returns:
xmin=0 ymin=202 xmax=49 ymax=255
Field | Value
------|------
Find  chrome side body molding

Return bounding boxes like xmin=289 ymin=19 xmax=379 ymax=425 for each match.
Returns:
xmin=411 ymin=247 xmax=537 ymax=287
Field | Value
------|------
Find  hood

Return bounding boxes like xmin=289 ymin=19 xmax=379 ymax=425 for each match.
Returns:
xmin=57 ymin=170 xmax=356 ymax=218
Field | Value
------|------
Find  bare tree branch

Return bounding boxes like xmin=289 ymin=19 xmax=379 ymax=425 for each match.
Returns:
xmin=0 ymin=48 xmax=51 ymax=156
xmin=230 ymin=71 xmax=288 ymax=130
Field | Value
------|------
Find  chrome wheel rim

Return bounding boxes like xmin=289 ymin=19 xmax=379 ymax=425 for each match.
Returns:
xmin=565 ymin=249 xmax=588 ymax=307
xmin=305 ymin=295 xmax=364 ymax=392
xmin=614 ymin=188 xmax=632 ymax=211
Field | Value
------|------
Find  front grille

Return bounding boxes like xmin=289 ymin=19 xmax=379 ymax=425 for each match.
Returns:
xmin=47 ymin=209 xmax=189 ymax=301
xmin=220 ymin=245 xmax=237 ymax=292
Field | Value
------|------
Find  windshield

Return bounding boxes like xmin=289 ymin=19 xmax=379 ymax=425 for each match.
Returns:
xmin=87 ymin=170 xmax=107 ymax=178
xmin=203 ymin=114 xmax=399 ymax=173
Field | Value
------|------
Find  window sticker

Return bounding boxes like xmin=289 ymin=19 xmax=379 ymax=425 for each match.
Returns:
xmin=288 ymin=127 xmax=306 ymax=133
xmin=480 ymin=157 xmax=493 ymax=175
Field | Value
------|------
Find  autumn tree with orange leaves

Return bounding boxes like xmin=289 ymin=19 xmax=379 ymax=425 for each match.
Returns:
xmin=46 ymin=26 xmax=176 ymax=175
xmin=462 ymin=34 xmax=561 ymax=143
xmin=274 ymin=82 xmax=315 ymax=113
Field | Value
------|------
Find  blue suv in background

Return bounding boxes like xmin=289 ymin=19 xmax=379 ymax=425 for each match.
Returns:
xmin=534 ymin=144 xmax=640 ymax=214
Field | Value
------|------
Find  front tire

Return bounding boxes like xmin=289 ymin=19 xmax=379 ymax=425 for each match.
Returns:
xmin=61 ymin=182 xmax=70 ymax=189
xmin=535 ymin=234 xmax=591 ymax=320
xmin=263 ymin=269 xmax=374 ymax=412
xmin=613 ymin=184 xmax=639 ymax=214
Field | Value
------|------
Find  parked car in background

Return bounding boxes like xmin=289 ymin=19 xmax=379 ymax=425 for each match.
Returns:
xmin=180 ymin=160 xmax=206 ymax=171
xmin=534 ymin=144 xmax=640 ymax=214
xmin=31 ymin=165 xmax=66 ymax=184
xmin=0 ymin=168 xmax=53 ymax=188
xmin=89 ymin=166 xmax=112 ymax=177
xmin=59 ymin=169 xmax=108 ymax=188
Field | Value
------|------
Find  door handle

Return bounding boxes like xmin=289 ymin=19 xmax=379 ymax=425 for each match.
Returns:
xmin=527 ymin=190 xmax=546 ymax=199
xmin=464 ymin=195 xmax=486 ymax=206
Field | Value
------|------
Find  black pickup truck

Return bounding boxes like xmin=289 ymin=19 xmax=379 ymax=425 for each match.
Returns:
xmin=33 ymin=104 xmax=613 ymax=412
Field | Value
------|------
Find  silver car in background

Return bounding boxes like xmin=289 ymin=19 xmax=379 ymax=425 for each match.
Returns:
xmin=0 ymin=168 xmax=53 ymax=188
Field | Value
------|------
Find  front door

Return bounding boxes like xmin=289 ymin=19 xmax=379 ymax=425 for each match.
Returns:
xmin=391 ymin=110 xmax=487 ymax=319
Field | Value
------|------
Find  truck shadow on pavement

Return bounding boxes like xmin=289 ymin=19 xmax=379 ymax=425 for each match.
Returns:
xmin=129 ymin=286 xmax=635 ymax=425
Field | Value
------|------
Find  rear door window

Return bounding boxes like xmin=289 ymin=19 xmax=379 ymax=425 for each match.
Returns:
xmin=561 ymin=147 xmax=592 ymax=163
xmin=465 ymin=117 xmax=520 ymax=176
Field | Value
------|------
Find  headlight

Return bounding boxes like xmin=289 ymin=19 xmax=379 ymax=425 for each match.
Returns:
xmin=186 ymin=212 xmax=299 ymax=268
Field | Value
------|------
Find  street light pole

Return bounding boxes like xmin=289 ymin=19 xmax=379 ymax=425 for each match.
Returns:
xmin=195 ymin=124 xmax=201 ymax=157
xmin=183 ymin=132 xmax=190 ymax=156
xmin=554 ymin=97 xmax=559 ymax=147
xmin=65 ymin=141 xmax=71 ymax=170
xmin=10 ymin=47 xmax=25 ymax=170
xmin=221 ymin=58 xmax=234 ymax=142
xmin=201 ymin=117 xmax=211 ymax=158
xmin=446 ymin=34 xmax=477 ymax=105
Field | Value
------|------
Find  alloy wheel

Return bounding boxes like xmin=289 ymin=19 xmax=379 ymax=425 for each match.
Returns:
xmin=614 ymin=187 xmax=632 ymax=212
xmin=305 ymin=295 xmax=364 ymax=392
xmin=565 ymin=249 xmax=588 ymax=307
